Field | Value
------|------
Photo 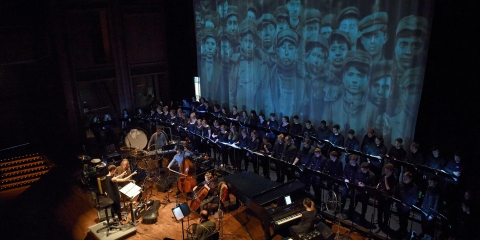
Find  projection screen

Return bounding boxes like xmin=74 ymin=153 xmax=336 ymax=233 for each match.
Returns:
xmin=193 ymin=0 xmax=433 ymax=146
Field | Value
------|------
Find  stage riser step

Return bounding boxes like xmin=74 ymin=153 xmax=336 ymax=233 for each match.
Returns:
xmin=0 ymin=166 xmax=50 ymax=178
xmin=0 ymin=153 xmax=40 ymax=163
xmin=0 ymin=161 xmax=48 ymax=173
xmin=0 ymin=178 xmax=40 ymax=191
xmin=0 ymin=156 xmax=44 ymax=167
xmin=1 ymin=170 xmax=50 ymax=184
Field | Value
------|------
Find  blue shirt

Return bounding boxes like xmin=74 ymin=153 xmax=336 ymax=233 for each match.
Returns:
xmin=168 ymin=151 xmax=191 ymax=169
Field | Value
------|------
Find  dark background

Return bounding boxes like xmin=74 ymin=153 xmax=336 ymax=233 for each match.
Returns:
xmin=0 ymin=0 xmax=479 ymax=198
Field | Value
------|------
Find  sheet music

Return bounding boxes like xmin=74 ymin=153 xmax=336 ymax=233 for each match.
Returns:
xmin=120 ymin=182 xmax=142 ymax=199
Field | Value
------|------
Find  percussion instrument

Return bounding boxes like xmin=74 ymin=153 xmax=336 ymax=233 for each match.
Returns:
xmin=130 ymin=150 xmax=145 ymax=158
xmin=124 ymin=128 xmax=148 ymax=150
xmin=91 ymin=158 xmax=101 ymax=164
xmin=120 ymin=146 xmax=135 ymax=152
xmin=78 ymin=155 xmax=91 ymax=161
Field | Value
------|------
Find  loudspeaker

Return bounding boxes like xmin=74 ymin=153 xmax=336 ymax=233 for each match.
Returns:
xmin=315 ymin=222 xmax=335 ymax=240
xmin=156 ymin=178 xmax=175 ymax=192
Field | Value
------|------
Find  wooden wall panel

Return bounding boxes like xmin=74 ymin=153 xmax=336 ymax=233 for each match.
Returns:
xmin=123 ymin=12 xmax=166 ymax=63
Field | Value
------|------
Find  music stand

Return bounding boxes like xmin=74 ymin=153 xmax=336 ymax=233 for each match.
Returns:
xmin=172 ymin=203 xmax=191 ymax=240
xmin=120 ymin=182 xmax=142 ymax=226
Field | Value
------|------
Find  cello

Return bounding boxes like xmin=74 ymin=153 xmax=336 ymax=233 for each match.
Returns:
xmin=189 ymin=171 xmax=217 ymax=211
xmin=176 ymin=156 xmax=197 ymax=195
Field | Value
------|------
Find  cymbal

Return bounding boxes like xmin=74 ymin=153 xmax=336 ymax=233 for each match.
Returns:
xmin=120 ymin=146 xmax=135 ymax=152
xmin=130 ymin=150 xmax=145 ymax=157
xmin=91 ymin=158 xmax=101 ymax=164
xmin=78 ymin=155 xmax=91 ymax=161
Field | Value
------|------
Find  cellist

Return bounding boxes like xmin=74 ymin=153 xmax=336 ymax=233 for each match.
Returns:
xmin=168 ymin=144 xmax=192 ymax=197
xmin=192 ymin=172 xmax=220 ymax=213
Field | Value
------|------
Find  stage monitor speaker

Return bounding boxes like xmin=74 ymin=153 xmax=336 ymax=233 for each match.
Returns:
xmin=156 ymin=178 xmax=175 ymax=192
xmin=315 ymin=222 xmax=335 ymax=240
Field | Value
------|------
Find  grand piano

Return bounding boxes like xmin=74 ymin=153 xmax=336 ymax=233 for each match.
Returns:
xmin=225 ymin=171 xmax=310 ymax=240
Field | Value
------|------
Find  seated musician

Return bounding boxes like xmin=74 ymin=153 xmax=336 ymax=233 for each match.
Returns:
xmin=115 ymin=159 xmax=132 ymax=187
xmin=289 ymin=198 xmax=317 ymax=238
xmin=196 ymin=210 xmax=217 ymax=240
xmin=167 ymin=145 xmax=191 ymax=197
xmin=341 ymin=155 xmax=359 ymax=219
xmin=148 ymin=125 xmax=168 ymax=151
xmin=192 ymin=172 xmax=220 ymax=213
xmin=259 ymin=136 xmax=273 ymax=179
xmin=106 ymin=165 xmax=135 ymax=223
xmin=394 ymin=172 xmax=419 ymax=238
xmin=354 ymin=162 xmax=375 ymax=223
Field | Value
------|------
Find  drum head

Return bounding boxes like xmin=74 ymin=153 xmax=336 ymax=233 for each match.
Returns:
xmin=91 ymin=158 xmax=101 ymax=164
xmin=124 ymin=128 xmax=148 ymax=150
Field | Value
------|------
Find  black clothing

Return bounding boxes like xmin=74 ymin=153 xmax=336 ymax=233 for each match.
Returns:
xmin=280 ymin=143 xmax=297 ymax=182
xmin=425 ymin=154 xmax=445 ymax=170
xmin=289 ymin=209 xmax=317 ymax=237
xmin=341 ymin=164 xmax=359 ymax=213
xmin=387 ymin=146 xmax=406 ymax=176
xmin=290 ymin=123 xmax=303 ymax=136
xmin=245 ymin=137 xmax=260 ymax=172
xmin=328 ymin=133 xmax=345 ymax=147
xmin=272 ymin=141 xmax=285 ymax=181
xmin=279 ymin=123 xmax=290 ymax=134
xmin=354 ymin=169 xmax=376 ymax=217
xmin=297 ymin=145 xmax=314 ymax=165
xmin=377 ymin=174 xmax=397 ymax=227
xmin=421 ymin=184 xmax=441 ymax=236
xmin=345 ymin=137 xmax=360 ymax=151
xmin=105 ymin=176 xmax=122 ymax=219
xmin=316 ymin=126 xmax=331 ymax=140
xmin=360 ymin=134 xmax=376 ymax=152
xmin=366 ymin=144 xmax=387 ymax=182
xmin=303 ymin=126 xmax=316 ymax=139
xmin=308 ymin=154 xmax=327 ymax=201
xmin=395 ymin=181 xmax=419 ymax=233
xmin=260 ymin=142 xmax=273 ymax=178
xmin=324 ymin=159 xmax=343 ymax=192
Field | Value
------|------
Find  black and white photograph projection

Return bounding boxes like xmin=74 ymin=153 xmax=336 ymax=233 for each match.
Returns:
xmin=193 ymin=0 xmax=433 ymax=146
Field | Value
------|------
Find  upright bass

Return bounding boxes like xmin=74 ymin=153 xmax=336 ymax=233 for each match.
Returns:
xmin=176 ymin=156 xmax=197 ymax=195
